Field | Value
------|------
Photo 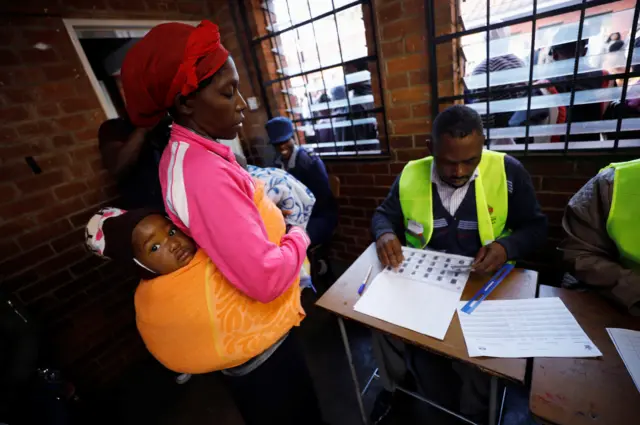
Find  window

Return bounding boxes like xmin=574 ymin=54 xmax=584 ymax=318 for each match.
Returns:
xmin=245 ymin=0 xmax=389 ymax=158
xmin=427 ymin=0 xmax=640 ymax=153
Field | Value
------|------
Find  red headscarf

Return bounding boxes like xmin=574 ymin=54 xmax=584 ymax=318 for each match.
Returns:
xmin=122 ymin=20 xmax=229 ymax=127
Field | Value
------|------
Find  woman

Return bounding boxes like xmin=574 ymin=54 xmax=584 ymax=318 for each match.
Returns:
xmin=121 ymin=21 xmax=325 ymax=425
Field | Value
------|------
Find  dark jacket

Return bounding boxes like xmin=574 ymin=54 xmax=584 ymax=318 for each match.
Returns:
xmin=371 ymin=155 xmax=547 ymax=260
xmin=276 ymin=148 xmax=338 ymax=246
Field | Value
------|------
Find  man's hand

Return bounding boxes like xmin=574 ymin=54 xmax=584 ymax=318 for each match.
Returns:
xmin=376 ymin=233 xmax=404 ymax=268
xmin=472 ymin=242 xmax=508 ymax=274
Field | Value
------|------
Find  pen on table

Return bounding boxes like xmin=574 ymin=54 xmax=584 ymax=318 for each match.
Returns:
xmin=357 ymin=265 xmax=374 ymax=296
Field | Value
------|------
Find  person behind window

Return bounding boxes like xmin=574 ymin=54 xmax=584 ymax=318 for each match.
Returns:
xmin=268 ymin=117 xmax=338 ymax=247
xmin=369 ymin=105 xmax=547 ymax=424
xmin=559 ymin=159 xmax=640 ymax=316
xmin=120 ymin=20 xmax=326 ymax=425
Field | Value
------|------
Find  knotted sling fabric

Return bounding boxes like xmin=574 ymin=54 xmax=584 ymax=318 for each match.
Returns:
xmin=122 ymin=20 xmax=229 ymax=128
xmin=134 ymin=180 xmax=305 ymax=373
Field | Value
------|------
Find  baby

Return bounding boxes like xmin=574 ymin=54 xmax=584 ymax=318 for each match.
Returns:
xmin=85 ymin=206 xmax=305 ymax=373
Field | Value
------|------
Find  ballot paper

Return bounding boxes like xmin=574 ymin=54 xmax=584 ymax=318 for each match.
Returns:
xmin=353 ymin=247 xmax=473 ymax=340
xmin=457 ymin=298 xmax=602 ymax=358
xmin=607 ymin=328 xmax=640 ymax=393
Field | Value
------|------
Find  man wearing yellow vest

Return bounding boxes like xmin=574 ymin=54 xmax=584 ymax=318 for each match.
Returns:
xmin=369 ymin=105 xmax=547 ymax=424
xmin=560 ymin=159 xmax=640 ymax=316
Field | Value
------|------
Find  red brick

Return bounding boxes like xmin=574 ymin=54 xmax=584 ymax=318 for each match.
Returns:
xmin=348 ymin=197 xmax=381 ymax=209
xmin=51 ymin=227 xmax=85 ymax=253
xmin=409 ymin=70 xmax=428 ymax=85
xmin=52 ymin=134 xmax=74 ymax=147
xmin=37 ymin=81 xmax=77 ymax=101
xmin=390 ymin=162 xmax=408 ymax=174
xmin=17 ymin=120 xmax=53 ymax=137
xmin=395 ymin=147 xmax=429 ymax=161
xmin=67 ymin=163 xmax=94 ymax=180
xmin=74 ymin=128 xmax=97 ymax=142
xmin=0 ymin=49 xmax=20 ymax=66
xmin=70 ymin=144 xmax=100 ymax=161
xmin=43 ymin=64 xmax=80 ymax=82
xmin=19 ymin=48 xmax=58 ymax=64
xmin=56 ymin=114 xmax=88 ymax=131
xmin=35 ymin=152 xmax=72 ymax=169
xmin=374 ymin=174 xmax=397 ymax=186
xmin=358 ymin=163 xmax=390 ymax=174
xmin=381 ymin=16 xmax=423 ymax=40
xmin=37 ymin=103 xmax=60 ymax=117
xmin=0 ymin=183 xmax=18 ymax=203
xmin=0 ymin=162 xmax=33 ymax=181
xmin=70 ymin=254 xmax=106 ymax=277
xmin=0 ymin=239 xmax=20 ymax=259
xmin=523 ymin=159 xmax=575 ymax=176
xmin=0 ymin=192 xmax=56 ymax=220
xmin=344 ymin=174 xmax=375 ymax=186
xmin=34 ymin=245 xmax=87 ymax=277
xmin=0 ymin=106 xmax=30 ymax=122
xmin=381 ymin=40 xmax=404 ymax=57
xmin=0 ymin=127 xmax=18 ymax=144
xmin=108 ymin=0 xmax=149 ymax=11
xmin=0 ymin=244 xmax=55 ymax=279
xmin=35 ymin=197 xmax=85 ymax=225
xmin=9 ymin=67 xmax=45 ymax=85
xmin=2 ymin=87 xmax=36 ymax=103
xmin=541 ymin=177 xmax=588 ymax=193
xmin=413 ymin=133 xmax=431 ymax=148
xmin=387 ymin=105 xmax=411 ymax=120
xmin=0 ymin=216 xmax=37 ymax=239
xmin=65 ymin=0 xmax=108 ymax=10
xmin=19 ymin=270 xmax=74 ymax=303
xmin=411 ymin=102 xmax=429 ymax=117
xmin=387 ymin=53 xmax=426 ymax=75
xmin=18 ymin=219 xmax=73 ymax=251
xmin=386 ymin=73 xmax=408 ymax=90
xmin=60 ymin=97 xmax=99 ymax=114
xmin=22 ymin=29 xmax=67 ymax=46
xmin=574 ymin=159 xmax=611 ymax=177
xmin=379 ymin=1 xmax=403 ymax=23
xmin=54 ymin=181 xmax=88 ymax=200
xmin=393 ymin=119 xmax=430 ymax=135
xmin=390 ymin=85 xmax=430 ymax=104
xmin=543 ymin=209 xmax=565 ymax=225
xmin=15 ymin=170 xmax=66 ymax=194
xmin=389 ymin=135 xmax=413 ymax=149
xmin=177 ymin=1 xmax=205 ymax=14
xmin=536 ymin=192 xmax=573 ymax=210
xmin=405 ymin=33 xmax=426 ymax=53
xmin=70 ymin=205 xmax=104 ymax=228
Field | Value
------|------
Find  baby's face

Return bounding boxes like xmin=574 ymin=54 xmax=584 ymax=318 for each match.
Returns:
xmin=132 ymin=215 xmax=196 ymax=275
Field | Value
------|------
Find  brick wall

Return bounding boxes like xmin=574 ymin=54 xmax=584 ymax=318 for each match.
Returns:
xmin=0 ymin=0 xmax=269 ymax=390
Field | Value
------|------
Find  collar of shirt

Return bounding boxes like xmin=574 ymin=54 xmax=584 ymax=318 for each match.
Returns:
xmin=431 ymin=162 xmax=479 ymax=216
xmin=287 ymin=145 xmax=299 ymax=169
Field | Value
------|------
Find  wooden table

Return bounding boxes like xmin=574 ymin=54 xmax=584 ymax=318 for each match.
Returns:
xmin=531 ymin=285 xmax=640 ymax=425
xmin=316 ymin=243 xmax=538 ymax=425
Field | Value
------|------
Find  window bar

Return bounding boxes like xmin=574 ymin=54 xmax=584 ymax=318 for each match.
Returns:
xmin=433 ymin=0 xmax=618 ymax=44
xmin=614 ymin=1 xmax=640 ymax=150
xmin=282 ymin=0 xmax=339 ymax=154
xmin=253 ymin=0 xmax=368 ymax=43
xmin=304 ymin=0 xmax=341 ymax=155
xmin=563 ymin=0 xmax=588 ymax=155
xmin=485 ymin=0 xmax=491 ymax=147
xmin=524 ymin=0 xmax=539 ymax=156
xmin=426 ymin=0 xmax=439 ymax=120
xmin=263 ymin=1 xmax=293 ymax=122
xmin=364 ymin=0 xmax=390 ymax=156
xmin=264 ymin=54 xmax=377 ymax=86
xmin=238 ymin=0 xmax=272 ymax=119
xmin=330 ymin=0 xmax=360 ymax=155
xmin=291 ymin=106 xmax=385 ymax=123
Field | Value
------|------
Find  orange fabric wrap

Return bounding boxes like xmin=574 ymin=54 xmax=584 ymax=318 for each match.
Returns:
xmin=134 ymin=181 xmax=305 ymax=373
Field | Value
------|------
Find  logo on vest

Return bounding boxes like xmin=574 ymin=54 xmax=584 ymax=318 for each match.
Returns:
xmin=488 ymin=205 xmax=496 ymax=224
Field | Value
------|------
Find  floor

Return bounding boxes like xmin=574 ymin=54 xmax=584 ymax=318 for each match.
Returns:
xmin=92 ymin=266 xmax=538 ymax=425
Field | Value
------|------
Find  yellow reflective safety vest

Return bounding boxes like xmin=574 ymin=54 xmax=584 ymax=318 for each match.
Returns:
xmin=399 ymin=150 xmax=509 ymax=249
xmin=604 ymin=158 xmax=640 ymax=270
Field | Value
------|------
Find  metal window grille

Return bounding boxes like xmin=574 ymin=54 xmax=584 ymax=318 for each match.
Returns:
xmin=241 ymin=0 xmax=389 ymax=159
xmin=426 ymin=0 xmax=640 ymax=154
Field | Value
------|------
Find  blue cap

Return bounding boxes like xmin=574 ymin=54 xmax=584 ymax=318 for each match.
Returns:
xmin=266 ymin=117 xmax=294 ymax=145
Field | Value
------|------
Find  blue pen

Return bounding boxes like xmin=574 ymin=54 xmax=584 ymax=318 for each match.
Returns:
xmin=357 ymin=265 xmax=374 ymax=296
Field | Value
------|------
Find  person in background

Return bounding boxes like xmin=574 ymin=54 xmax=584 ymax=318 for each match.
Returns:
xmin=369 ymin=105 xmax=547 ymax=425
xmin=121 ymin=21 xmax=325 ymax=425
xmin=98 ymin=116 xmax=172 ymax=211
xmin=559 ymin=159 xmax=640 ymax=316
xmin=604 ymin=38 xmax=640 ymax=141
xmin=268 ymin=117 xmax=338 ymax=247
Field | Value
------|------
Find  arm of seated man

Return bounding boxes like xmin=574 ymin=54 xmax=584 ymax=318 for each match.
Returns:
xmin=372 ymin=177 xmax=405 ymax=268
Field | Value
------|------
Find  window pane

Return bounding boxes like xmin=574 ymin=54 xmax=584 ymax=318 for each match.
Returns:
xmin=309 ymin=0 xmax=332 ymax=17
xmin=335 ymin=5 xmax=368 ymax=62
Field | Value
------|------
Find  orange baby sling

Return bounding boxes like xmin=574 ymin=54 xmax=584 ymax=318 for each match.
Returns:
xmin=134 ymin=180 xmax=305 ymax=373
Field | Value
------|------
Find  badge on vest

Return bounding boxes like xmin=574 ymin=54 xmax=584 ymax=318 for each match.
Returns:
xmin=406 ymin=220 xmax=427 ymax=248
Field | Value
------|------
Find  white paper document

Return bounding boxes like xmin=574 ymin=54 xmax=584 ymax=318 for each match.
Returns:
xmin=607 ymin=328 xmax=640 ymax=393
xmin=457 ymin=298 xmax=602 ymax=358
xmin=353 ymin=247 xmax=473 ymax=340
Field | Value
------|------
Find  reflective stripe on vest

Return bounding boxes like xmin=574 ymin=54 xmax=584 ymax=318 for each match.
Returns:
xmin=605 ymin=158 xmax=640 ymax=269
xmin=398 ymin=150 xmax=509 ymax=249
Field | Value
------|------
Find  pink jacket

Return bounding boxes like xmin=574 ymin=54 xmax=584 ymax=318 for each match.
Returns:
xmin=159 ymin=124 xmax=310 ymax=303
